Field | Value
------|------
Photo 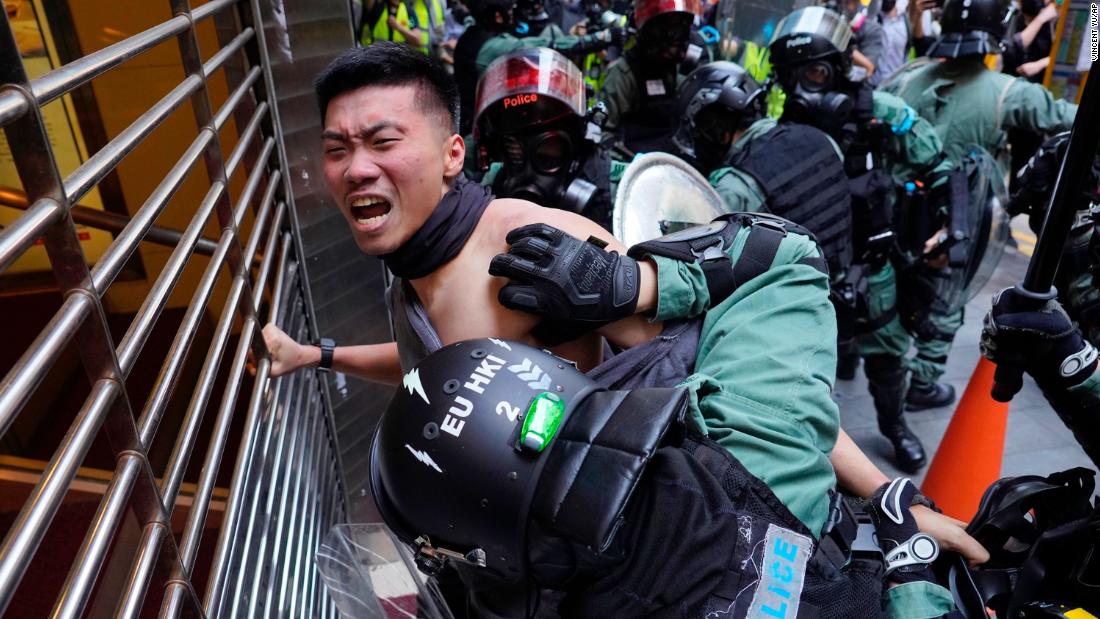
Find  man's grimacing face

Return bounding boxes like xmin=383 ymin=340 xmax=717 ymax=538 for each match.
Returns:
xmin=321 ymin=83 xmax=464 ymax=255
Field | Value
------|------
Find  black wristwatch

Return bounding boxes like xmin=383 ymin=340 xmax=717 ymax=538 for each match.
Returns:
xmin=316 ymin=337 xmax=336 ymax=373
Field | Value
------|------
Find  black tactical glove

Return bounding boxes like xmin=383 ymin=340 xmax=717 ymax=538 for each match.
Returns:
xmin=981 ymin=287 xmax=1098 ymax=390
xmin=1007 ymin=132 xmax=1070 ymax=229
xmin=489 ymin=223 xmax=640 ymax=325
xmin=865 ymin=478 xmax=940 ymax=585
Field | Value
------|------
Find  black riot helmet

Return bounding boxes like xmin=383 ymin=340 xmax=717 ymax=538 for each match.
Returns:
xmin=768 ymin=6 xmax=856 ymax=132
xmin=474 ymin=49 xmax=601 ymax=214
xmin=634 ymin=0 xmax=702 ymax=63
xmin=927 ymin=0 xmax=1012 ymax=58
xmin=949 ymin=468 xmax=1099 ymax=618
xmin=369 ymin=338 xmax=688 ymax=585
xmin=672 ymin=61 xmax=765 ymax=172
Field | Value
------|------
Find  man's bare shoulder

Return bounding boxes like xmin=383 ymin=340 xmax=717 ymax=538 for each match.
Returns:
xmin=483 ymin=198 xmax=622 ymax=250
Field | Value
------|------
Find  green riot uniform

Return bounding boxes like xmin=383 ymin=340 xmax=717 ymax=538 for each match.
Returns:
xmin=598 ymin=54 xmax=686 ymax=154
xmin=475 ymin=30 xmax=610 ymax=73
xmin=642 ymin=222 xmax=956 ymax=617
xmin=881 ymin=56 xmax=1078 ymax=384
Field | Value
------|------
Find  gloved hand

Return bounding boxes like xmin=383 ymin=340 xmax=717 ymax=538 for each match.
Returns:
xmin=981 ymin=286 xmax=1098 ymax=390
xmin=865 ymin=478 xmax=940 ymax=585
xmin=489 ymin=223 xmax=640 ymax=325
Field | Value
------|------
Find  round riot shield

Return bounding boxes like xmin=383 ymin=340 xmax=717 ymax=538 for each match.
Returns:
xmin=473 ymin=48 xmax=586 ymax=140
xmin=612 ymin=152 xmax=728 ymax=246
xmin=317 ymin=523 xmax=455 ymax=619
xmin=932 ymin=148 xmax=1011 ymax=313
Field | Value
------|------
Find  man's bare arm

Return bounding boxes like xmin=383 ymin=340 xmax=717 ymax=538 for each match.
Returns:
xmin=832 ymin=429 xmax=990 ymax=565
xmin=262 ymin=323 xmax=403 ymax=385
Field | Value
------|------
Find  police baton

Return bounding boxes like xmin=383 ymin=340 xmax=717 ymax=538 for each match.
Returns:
xmin=991 ymin=59 xmax=1100 ymax=402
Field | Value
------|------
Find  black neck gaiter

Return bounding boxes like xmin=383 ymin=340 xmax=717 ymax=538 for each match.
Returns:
xmin=379 ymin=175 xmax=494 ymax=280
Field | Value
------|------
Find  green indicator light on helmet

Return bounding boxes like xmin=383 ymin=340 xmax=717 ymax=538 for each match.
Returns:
xmin=520 ymin=392 xmax=565 ymax=452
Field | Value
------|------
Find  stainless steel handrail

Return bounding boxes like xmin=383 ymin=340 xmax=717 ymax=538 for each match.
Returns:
xmin=0 ymin=1 xmax=346 ymax=616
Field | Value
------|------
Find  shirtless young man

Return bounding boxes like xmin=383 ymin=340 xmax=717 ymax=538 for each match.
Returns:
xmin=261 ymin=42 xmax=986 ymax=563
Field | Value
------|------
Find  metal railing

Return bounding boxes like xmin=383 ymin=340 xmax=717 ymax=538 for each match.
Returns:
xmin=0 ymin=0 xmax=346 ymax=616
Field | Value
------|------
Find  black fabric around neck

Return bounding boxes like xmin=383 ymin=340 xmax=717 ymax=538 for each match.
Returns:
xmin=379 ymin=175 xmax=494 ymax=280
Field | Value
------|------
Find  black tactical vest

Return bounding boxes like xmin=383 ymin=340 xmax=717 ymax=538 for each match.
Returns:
xmin=728 ymin=123 xmax=854 ymax=276
xmin=552 ymin=432 xmax=889 ymax=619
xmin=620 ymin=52 xmax=680 ymax=154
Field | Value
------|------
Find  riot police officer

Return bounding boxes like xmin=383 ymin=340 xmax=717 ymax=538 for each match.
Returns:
xmin=472 ymin=48 xmax=622 ymax=229
xmin=454 ymin=0 xmax=620 ymax=135
xmin=671 ymin=61 xmax=856 ymax=381
xmin=880 ymin=0 xmax=1077 ymax=413
xmin=371 ymin=339 xmax=957 ymax=618
xmin=598 ymin=0 xmax=706 ymax=155
xmin=768 ymin=5 xmax=956 ymax=473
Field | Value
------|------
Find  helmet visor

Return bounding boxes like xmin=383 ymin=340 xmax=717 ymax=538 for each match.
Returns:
xmin=474 ymin=48 xmax=586 ymax=133
xmin=635 ymin=0 xmax=702 ymax=30
xmin=771 ymin=6 xmax=852 ymax=53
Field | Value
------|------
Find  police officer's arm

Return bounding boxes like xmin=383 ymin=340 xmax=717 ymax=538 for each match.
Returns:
xmin=870 ymin=90 xmax=955 ymax=183
xmin=260 ymin=323 xmax=404 ymax=385
xmin=389 ymin=14 xmax=427 ymax=47
xmin=1001 ymin=79 xmax=1078 ymax=135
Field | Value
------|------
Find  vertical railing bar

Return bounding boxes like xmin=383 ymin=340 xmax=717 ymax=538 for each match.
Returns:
xmin=115 ymin=181 xmax=226 ymax=375
xmin=89 ymin=128 xmax=214 ymax=294
xmin=113 ymin=522 xmax=167 ymax=619
xmin=0 ymin=380 xmax=119 ymax=612
xmin=287 ymin=407 xmax=322 ymax=617
xmin=247 ymin=311 xmax=310 ymax=619
xmin=50 ymin=455 xmax=141 ymax=619
xmin=272 ymin=395 xmax=317 ymax=616
xmin=304 ymin=422 xmax=333 ymax=616
xmin=228 ymin=291 xmax=301 ymax=619
xmin=201 ymin=356 xmax=269 ymax=615
xmin=177 ymin=317 xmax=257 ymax=570
xmin=135 ymin=225 xmax=234 ymax=446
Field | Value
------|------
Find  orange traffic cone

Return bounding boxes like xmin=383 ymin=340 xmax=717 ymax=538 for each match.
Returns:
xmin=920 ymin=357 xmax=1011 ymax=521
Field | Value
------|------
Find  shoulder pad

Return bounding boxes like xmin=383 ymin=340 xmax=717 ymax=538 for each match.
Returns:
xmin=628 ymin=213 xmax=825 ymax=308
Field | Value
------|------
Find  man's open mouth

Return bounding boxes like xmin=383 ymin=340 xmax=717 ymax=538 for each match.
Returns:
xmin=349 ymin=196 xmax=392 ymax=229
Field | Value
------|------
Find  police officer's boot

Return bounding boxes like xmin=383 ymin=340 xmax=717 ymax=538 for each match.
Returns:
xmin=905 ymin=379 xmax=957 ymax=411
xmin=866 ymin=355 xmax=927 ymax=474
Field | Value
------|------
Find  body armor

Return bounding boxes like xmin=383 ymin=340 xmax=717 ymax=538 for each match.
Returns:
xmin=728 ymin=122 xmax=854 ymax=275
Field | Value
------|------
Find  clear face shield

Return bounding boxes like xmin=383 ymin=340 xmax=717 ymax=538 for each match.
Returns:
xmin=474 ymin=49 xmax=597 ymax=211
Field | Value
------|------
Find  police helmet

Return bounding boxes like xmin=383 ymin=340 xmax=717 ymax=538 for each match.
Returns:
xmin=768 ymin=6 xmax=853 ymax=71
xmin=949 ymin=468 xmax=1098 ymax=617
xmin=672 ymin=61 xmax=765 ymax=170
xmin=927 ymin=0 xmax=1012 ymax=58
xmin=634 ymin=0 xmax=702 ymax=31
xmin=473 ymin=0 xmax=518 ymax=26
xmin=371 ymin=338 xmax=689 ymax=587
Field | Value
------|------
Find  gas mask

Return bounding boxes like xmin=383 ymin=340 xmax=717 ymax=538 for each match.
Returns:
xmin=495 ymin=128 xmax=598 ymax=213
xmin=780 ymin=59 xmax=855 ymax=136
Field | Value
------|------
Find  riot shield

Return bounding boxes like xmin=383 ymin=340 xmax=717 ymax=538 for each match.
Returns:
xmin=931 ymin=148 xmax=1011 ymax=313
xmin=317 ymin=523 xmax=455 ymax=619
xmin=612 ymin=152 xmax=727 ymax=246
